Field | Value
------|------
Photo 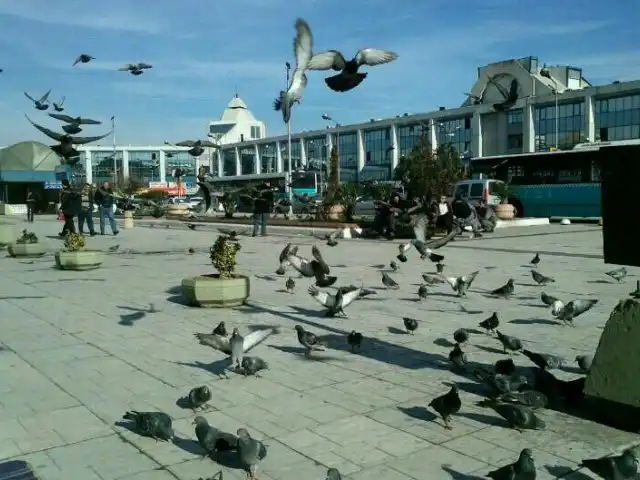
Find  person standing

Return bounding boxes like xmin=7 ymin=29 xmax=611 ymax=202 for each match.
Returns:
xmin=25 ymin=189 xmax=36 ymax=222
xmin=78 ymin=183 xmax=97 ymax=236
xmin=59 ymin=179 xmax=81 ymax=236
xmin=94 ymin=181 xmax=119 ymax=236
xmin=252 ymin=181 xmax=274 ymax=237
xmin=435 ymin=195 xmax=454 ymax=234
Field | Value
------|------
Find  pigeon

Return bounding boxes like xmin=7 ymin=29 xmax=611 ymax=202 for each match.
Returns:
xmin=402 ymin=214 xmax=458 ymax=262
xmin=530 ymin=253 xmax=540 ymax=266
xmin=188 ymin=247 xmax=196 ymax=254
xmin=477 ymin=399 xmax=546 ymax=431
xmin=540 ymin=291 xmax=559 ymax=306
xmin=237 ymin=428 xmax=267 ymax=480
xmin=575 ymin=354 xmax=593 ymax=373
xmin=403 ymin=317 xmax=418 ymax=334
xmin=630 ymin=281 xmax=640 ymax=299
xmin=295 ymin=324 xmax=325 ymax=355
xmin=347 ymin=330 xmax=363 ymax=352
xmin=448 ymin=344 xmax=468 ymax=369
xmin=417 ymin=284 xmax=428 ymax=300
xmin=581 ymin=448 xmax=639 ymax=480
xmin=522 ymin=349 xmax=563 ymax=370
xmin=494 ymin=358 xmax=516 ymax=375
xmin=109 ymin=244 xmax=120 ymax=252
xmin=24 ymin=90 xmax=51 ymax=110
xmin=325 ymin=468 xmax=342 ymax=480
xmin=218 ymin=227 xmax=249 ymax=239
xmin=212 ymin=321 xmax=227 ymax=336
xmin=315 ymin=229 xmax=340 ymax=247
xmin=436 ymin=262 xmax=445 ymax=274
xmin=397 ymin=243 xmax=413 ymax=263
xmin=241 ymin=356 xmax=269 ymax=377
xmin=118 ymin=62 xmax=153 ymax=75
xmin=531 ymin=269 xmax=555 ymax=285
xmin=73 ymin=54 xmax=94 ymax=66
xmin=491 ymin=77 xmax=519 ymax=111
xmin=422 ymin=273 xmax=444 ymax=285
xmin=188 ymin=223 xmax=196 ymax=230
xmin=308 ymin=284 xmax=375 ymax=317
xmin=605 ymin=267 xmax=627 ymax=283
xmin=474 ymin=367 xmax=529 ymax=396
xmin=496 ymin=330 xmax=523 ymax=354
xmin=194 ymin=327 xmax=276 ymax=365
xmin=453 ymin=328 xmax=469 ymax=345
xmin=307 ymin=47 xmax=399 ymax=93
xmin=122 ymin=411 xmax=173 ymax=441
xmin=275 ymin=243 xmax=298 ymax=275
xmin=193 ymin=416 xmax=238 ymax=458
xmin=429 ymin=385 xmax=462 ymax=429
xmin=283 ymin=244 xmax=336 ymax=287
xmin=486 ymin=448 xmax=536 ymax=480
xmin=501 ymin=390 xmax=548 ymax=409
xmin=274 ymin=18 xmax=313 ymax=124
xmin=479 ymin=312 xmax=500 ymax=334
xmin=52 ymin=97 xmax=65 ymax=112
xmin=285 ymin=277 xmax=295 ymax=293
xmin=491 ymin=279 xmax=515 ymax=298
xmin=381 ymin=272 xmax=399 ymax=289
xmin=62 ymin=123 xmax=83 ymax=134
xmin=443 ymin=270 xmax=479 ymax=297
xmin=390 ymin=260 xmax=400 ymax=272
xmin=185 ymin=386 xmax=212 ymax=411
xmin=553 ymin=299 xmax=598 ymax=325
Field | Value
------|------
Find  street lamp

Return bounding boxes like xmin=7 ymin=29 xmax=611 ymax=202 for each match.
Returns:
xmin=285 ymin=62 xmax=294 ymax=217
xmin=322 ymin=113 xmax=341 ymax=184
xmin=540 ymin=67 xmax=560 ymax=150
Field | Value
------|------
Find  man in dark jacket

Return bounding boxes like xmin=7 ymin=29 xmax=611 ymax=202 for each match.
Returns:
xmin=373 ymin=192 xmax=401 ymax=239
xmin=94 ymin=181 xmax=119 ymax=236
xmin=59 ymin=179 xmax=81 ymax=236
xmin=78 ymin=183 xmax=97 ymax=236
xmin=25 ymin=189 xmax=36 ymax=222
xmin=252 ymin=181 xmax=274 ymax=237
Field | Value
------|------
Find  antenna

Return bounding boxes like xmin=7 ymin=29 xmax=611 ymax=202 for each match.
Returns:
xmin=234 ymin=84 xmax=238 ymax=98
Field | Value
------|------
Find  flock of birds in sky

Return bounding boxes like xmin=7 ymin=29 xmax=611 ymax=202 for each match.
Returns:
xmin=112 ymin=217 xmax=638 ymax=480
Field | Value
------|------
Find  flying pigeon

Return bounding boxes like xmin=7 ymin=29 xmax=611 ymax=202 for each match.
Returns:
xmin=241 ymin=356 xmax=269 ymax=377
xmin=605 ymin=267 xmax=627 ymax=283
xmin=429 ymin=385 xmax=461 ymax=430
xmin=442 ymin=270 xmax=479 ymax=297
xmin=274 ymin=18 xmax=313 ymax=124
xmin=285 ymin=277 xmax=295 ymax=293
xmin=52 ymin=96 xmax=65 ymax=112
xmin=24 ymin=89 xmax=51 ymax=110
xmin=294 ymin=325 xmax=325 ymax=355
xmin=422 ymin=273 xmax=444 ymax=285
xmin=275 ymin=243 xmax=298 ymax=275
xmin=237 ymin=428 xmax=267 ymax=480
xmin=122 ymin=411 xmax=173 ymax=441
xmin=184 ymin=386 xmax=212 ymax=412
xmin=479 ymin=312 xmax=499 ymax=334
xmin=531 ymin=269 xmax=555 ymax=285
xmin=575 ymin=354 xmax=593 ymax=373
xmin=381 ymin=272 xmax=399 ymax=289
xmin=175 ymin=139 xmax=219 ymax=157
xmin=193 ymin=416 xmax=238 ymax=458
xmin=73 ymin=54 xmax=94 ymax=66
xmin=347 ymin=330 xmax=363 ymax=352
xmin=308 ymin=284 xmax=375 ymax=317
xmin=522 ymin=349 xmax=563 ymax=370
xmin=281 ymin=244 xmax=336 ymax=287
xmin=490 ymin=278 xmax=515 ymax=298
xmin=194 ymin=327 xmax=276 ymax=365
xmin=118 ymin=62 xmax=153 ymax=75
xmin=530 ymin=253 xmax=540 ymax=266
xmin=212 ymin=321 xmax=227 ymax=337
xmin=486 ymin=448 xmax=536 ymax=480
xmin=448 ymin=344 xmax=468 ymax=369
xmin=453 ymin=328 xmax=469 ymax=345
xmin=417 ymin=284 xmax=428 ymax=300
xmin=49 ymin=113 xmax=102 ymax=125
xmin=581 ymin=448 xmax=639 ymax=480
xmin=496 ymin=330 xmax=523 ymax=354
xmin=490 ymin=77 xmax=519 ymax=111
xmin=403 ymin=317 xmax=418 ymax=334
xmin=552 ymin=299 xmax=598 ymax=325
xmin=307 ymin=47 xmax=398 ymax=92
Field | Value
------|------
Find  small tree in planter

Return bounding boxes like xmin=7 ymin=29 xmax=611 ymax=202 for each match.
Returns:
xmin=338 ymin=183 xmax=363 ymax=222
xmin=219 ymin=192 xmax=237 ymax=219
xmin=181 ymin=234 xmax=250 ymax=308
xmin=55 ymin=232 xmax=104 ymax=270
xmin=8 ymin=229 xmax=46 ymax=258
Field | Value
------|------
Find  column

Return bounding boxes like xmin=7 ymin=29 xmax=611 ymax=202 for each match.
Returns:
xmin=234 ymin=147 xmax=241 ymax=176
xmin=216 ymin=149 xmax=223 ymax=176
xmin=275 ymin=141 xmax=283 ymax=173
xmin=159 ymin=150 xmax=166 ymax=183
xmin=254 ymin=144 xmax=261 ymax=174
xmin=122 ymin=149 xmax=130 ymax=181
xmin=429 ymin=118 xmax=438 ymax=149
xmin=300 ymin=138 xmax=307 ymax=167
xmin=356 ymin=129 xmax=365 ymax=182
xmin=84 ymin=150 xmax=92 ymax=184
xmin=523 ymin=103 xmax=536 ymax=153
xmin=325 ymin=133 xmax=333 ymax=179
xmin=471 ymin=112 xmax=483 ymax=158
xmin=585 ymin=93 xmax=596 ymax=142
xmin=389 ymin=124 xmax=399 ymax=171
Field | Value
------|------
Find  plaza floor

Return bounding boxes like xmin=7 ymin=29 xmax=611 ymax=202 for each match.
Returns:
xmin=0 ymin=218 xmax=636 ymax=480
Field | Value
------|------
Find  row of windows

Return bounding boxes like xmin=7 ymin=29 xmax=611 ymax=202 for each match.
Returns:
xmin=596 ymin=94 xmax=640 ymax=113
xmin=508 ymin=109 xmax=523 ymax=124
xmin=536 ymin=102 xmax=584 ymax=120
xmin=595 ymin=109 xmax=640 ymax=129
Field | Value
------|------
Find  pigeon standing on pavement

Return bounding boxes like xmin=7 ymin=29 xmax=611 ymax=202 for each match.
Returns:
xmin=553 ymin=299 xmax=599 ymax=325
xmin=522 ymin=349 xmax=563 ymax=370
xmin=448 ymin=344 xmax=468 ymax=369
xmin=241 ymin=356 xmax=269 ymax=377
xmin=193 ymin=416 xmax=238 ymax=458
xmin=496 ymin=330 xmax=523 ymax=354
xmin=486 ymin=448 xmax=536 ymax=480
xmin=185 ymin=386 xmax=212 ymax=411
xmin=229 ymin=328 xmax=245 ymax=369
xmin=417 ymin=284 xmax=428 ymax=301
xmin=530 ymin=253 xmax=540 ymax=267
xmin=453 ymin=328 xmax=469 ymax=345
xmin=285 ymin=277 xmax=295 ymax=293
xmin=479 ymin=312 xmax=500 ymax=334
xmin=381 ymin=272 xmax=399 ymax=289
xmin=436 ymin=262 xmax=445 ymax=274
xmin=478 ymin=399 xmax=546 ymax=431
xmin=390 ymin=260 xmax=400 ymax=272
xmin=491 ymin=279 xmax=515 ymax=298
xmin=122 ymin=411 xmax=174 ymax=441
xmin=531 ymin=270 xmax=555 ymax=285
xmin=212 ymin=321 xmax=227 ymax=336
xmin=295 ymin=325 xmax=325 ymax=355
xmin=605 ymin=267 xmax=627 ymax=283
xmin=429 ymin=385 xmax=462 ymax=430
xmin=237 ymin=428 xmax=267 ymax=480
xmin=422 ymin=273 xmax=444 ymax=285
xmin=403 ymin=317 xmax=418 ymax=334
xmin=581 ymin=447 xmax=639 ymax=480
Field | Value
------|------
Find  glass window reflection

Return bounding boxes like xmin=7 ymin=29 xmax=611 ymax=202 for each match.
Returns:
xmin=128 ymin=151 xmax=161 ymax=183
xmin=437 ymin=117 xmax=472 ymax=157
xmin=258 ymin=143 xmax=277 ymax=174
xmin=165 ymin=152 xmax=196 ymax=184
xmin=239 ymin=147 xmax=255 ymax=175
xmin=363 ymin=128 xmax=392 ymax=180
xmin=304 ymin=136 xmax=327 ymax=171
xmin=92 ymin=151 xmax=123 ymax=185
xmin=534 ymin=101 xmax=585 ymax=151
xmin=333 ymin=132 xmax=357 ymax=181
xmin=221 ymin=149 xmax=236 ymax=176
xmin=595 ymin=94 xmax=640 ymax=142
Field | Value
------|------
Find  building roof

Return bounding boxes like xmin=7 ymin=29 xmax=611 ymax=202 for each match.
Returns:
xmin=216 ymin=94 xmax=257 ymax=124
xmin=0 ymin=141 xmax=61 ymax=170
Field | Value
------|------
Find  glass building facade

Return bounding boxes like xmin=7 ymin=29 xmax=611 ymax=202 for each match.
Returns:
xmin=221 ymin=149 xmax=236 ymax=176
xmin=92 ymin=151 xmax=123 ymax=185
xmin=239 ymin=147 xmax=255 ymax=175
xmin=534 ymin=101 xmax=585 ymax=151
xmin=595 ymin=93 xmax=640 ymax=142
xmin=507 ymin=108 xmax=524 ymax=154
xmin=437 ymin=117 xmax=471 ymax=156
xmin=165 ymin=152 xmax=196 ymax=185
xmin=258 ymin=143 xmax=277 ymax=174
xmin=363 ymin=128 xmax=393 ymax=180
xmin=334 ymin=132 xmax=358 ymax=182
xmin=396 ymin=123 xmax=427 ymax=157
xmin=282 ymin=141 xmax=301 ymax=171
xmin=128 ymin=151 xmax=161 ymax=183
xmin=71 ymin=152 xmax=87 ymax=184
xmin=304 ymin=136 xmax=328 ymax=171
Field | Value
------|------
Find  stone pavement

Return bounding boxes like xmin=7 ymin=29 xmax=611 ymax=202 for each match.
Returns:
xmin=0 ymin=218 xmax=637 ymax=479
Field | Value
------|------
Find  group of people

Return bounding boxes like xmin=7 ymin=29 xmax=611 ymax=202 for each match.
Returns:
xmin=58 ymin=180 xmax=120 ymax=237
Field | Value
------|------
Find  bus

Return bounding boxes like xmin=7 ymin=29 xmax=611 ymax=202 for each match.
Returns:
xmin=207 ymin=171 xmax=321 ymax=196
xmin=470 ymin=139 xmax=640 ymax=219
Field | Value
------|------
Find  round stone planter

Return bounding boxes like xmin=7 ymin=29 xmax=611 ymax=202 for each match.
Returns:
xmin=0 ymin=223 xmax=15 ymax=249
xmin=495 ymin=203 xmax=515 ymax=220
xmin=8 ymin=243 xmax=46 ymax=258
xmin=181 ymin=274 xmax=250 ymax=308
xmin=55 ymin=250 xmax=104 ymax=270
xmin=328 ymin=204 xmax=343 ymax=220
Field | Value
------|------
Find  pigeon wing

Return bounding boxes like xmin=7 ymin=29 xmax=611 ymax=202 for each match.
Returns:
xmin=412 ymin=214 xmax=428 ymax=243
xmin=463 ymin=270 xmax=480 ymax=288
xmin=58 ymin=96 xmax=65 ymax=107
xmin=38 ymin=89 xmax=52 ymax=103
xmin=49 ymin=113 xmax=75 ymax=123
xmin=443 ymin=276 xmax=458 ymax=290
xmin=289 ymin=69 xmax=308 ymax=101
xmin=340 ymin=288 xmax=362 ymax=308
xmin=69 ymin=131 xmax=112 ymax=145
xmin=195 ymin=333 xmax=232 ymax=354
xmin=137 ymin=63 xmax=153 ymax=69
xmin=73 ymin=56 xmax=82 ymax=66
xmin=279 ymin=243 xmax=293 ymax=263
xmin=24 ymin=92 xmax=36 ymax=102
xmin=507 ymin=79 xmax=518 ymax=100
xmin=24 ymin=115 xmax=64 ymax=142
xmin=488 ymin=77 xmax=510 ymax=100
xmin=311 ymin=245 xmax=330 ymax=274
xmin=242 ymin=328 xmax=275 ymax=353
xmin=307 ymin=50 xmax=346 ymax=71
xmin=293 ymin=18 xmax=313 ymax=70
xmin=355 ymin=48 xmax=399 ymax=67
xmin=200 ymin=140 xmax=219 ymax=148
xmin=308 ymin=285 xmax=335 ymax=307
xmin=79 ymin=117 xmax=102 ymax=125
xmin=426 ymin=226 xmax=460 ymax=249
xmin=118 ymin=63 xmax=135 ymax=71
xmin=175 ymin=140 xmax=196 ymax=147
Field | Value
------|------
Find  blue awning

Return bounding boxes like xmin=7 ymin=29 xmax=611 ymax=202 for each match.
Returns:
xmin=0 ymin=170 xmax=58 ymax=182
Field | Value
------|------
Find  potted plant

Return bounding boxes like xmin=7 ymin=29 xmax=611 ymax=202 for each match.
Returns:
xmin=181 ymin=234 xmax=250 ymax=307
xmin=493 ymin=182 xmax=516 ymax=220
xmin=337 ymin=183 xmax=363 ymax=222
xmin=8 ymin=229 xmax=46 ymax=258
xmin=54 ymin=232 xmax=104 ymax=270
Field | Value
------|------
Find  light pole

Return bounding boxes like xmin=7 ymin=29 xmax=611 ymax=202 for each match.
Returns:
xmin=285 ymin=62 xmax=294 ymax=217
xmin=111 ymin=116 xmax=117 ymax=187
xmin=540 ymin=67 xmax=559 ymax=150
xmin=322 ymin=113 xmax=341 ymax=184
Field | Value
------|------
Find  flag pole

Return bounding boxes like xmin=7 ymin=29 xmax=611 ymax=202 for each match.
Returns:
xmin=111 ymin=116 xmax=117 ymax=187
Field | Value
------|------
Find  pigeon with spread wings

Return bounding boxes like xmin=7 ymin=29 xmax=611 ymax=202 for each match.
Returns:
xmin=194 ymin=327 xmax=277 ymax=361
xmin=119 ymin=62 xmax=153 ymax=75
xmin=307 ymin=48 xmax=398 ymax=92
xmin=52 ymin=97 xmax=65 ymax=112
xmin=281 ymin=244 xmax=336 ymax=287
xmin=25 ymin=114 xmax=111 ymax=146
xmin=489 ymin=77 xmax=519 ymax=111
xmin=24 ymin=89 xmax=51 ymax=110
xmin=443 ymin=270 xmax=480 ymax=297
xmin=73 ymin=54 xmax=94 ymax=66
xmin=49 ymin=113 xmax=102 ymax=125
xmin=308 ymin=284 xmax=376 ymax=317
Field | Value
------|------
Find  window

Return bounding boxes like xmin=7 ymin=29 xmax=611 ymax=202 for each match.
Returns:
xmin=128 ymin=151 xmax=161 ymax=184
xmin=507 ymin=109 xmax=523 ymax=124
xmin=507 ymin=134 xmax=523 ymax=152
xmin=250 ymin=126 xmax=261 ymax=139
xmin=595 ymin=94 xmax=640 ymax=142
xmin=535 ymin=101 xmax=585 ymax=151
xmin=455 ymin=184 xmax=469 ymax=196
xmin=488 ymin=181 xmax=504 ymax=194
xmin=469 ymin=183 xmax=483 ymax=197
xmin=437 ymin=118 xmax=472 ymax=158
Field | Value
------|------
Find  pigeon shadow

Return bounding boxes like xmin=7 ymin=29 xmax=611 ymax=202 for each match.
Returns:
xmin=514 ymin=295 xmax=537 ymax=301
xmin=113 ymin=420 xmax=137 ymax=434
xmin=397 ymin=406 xmax=436 ymax=422
xmin=117 ymin=305 xmax=151 ymax=312
xmin=441 ymin=465 xmax=484 ymax=480
xmin=519 ymin=283 xmax=542 ymax=287
xmin=175 ymin=396 xmax=192 ymax=410
xmin=269 ymin=345 xmax=341 ymax=362
xmin=166 ymin=294 xmax=190 ymax=306
xmin=44 ymin=235 xmax=64 ymax=240
xmin=434 ymin=338 xmax=455 ymax=348
xmin=274 ymin=289 xmax=292 ymax=294
xmin=171 ymin=436 xmax=206 ymax=456
xmin=289 ymin=305 xmax=328 ymax=318
xmin=118 ymin=311 xmax=146 ymax=326
xmin=172 ymin=358 xmax=230 ymax=378
xmin=255 ymin=274 xmax=278 ymax=282
xmin=519 ymin=303 xmax=548 ymax=308
xmin=29 ymin=278 xmax=105 ymax=283
xmin=587 ymin=279 xmax=612 ymax=284
xmin=165 ymin=285 xmax=182 ymax=295
xmin=459 ymin=306 xmax=483 ymax=315
xmin=400 ymin=297 xmax=422 ymax=303
xmin=545 ymin=465 xmax=586 ymax=478
xmin=387 ymin=326 xmax=407 ymax=335
xmin=508 ymin=318 xmax=559 ymax=326
xmin=370 ymin=264 xmax=386 ymax=269
xmin=473 ymin=345 xmax=505 ymax=355
xmin=332 ymin=264 xmax=348 ymax=268
xmin=0 ymin=295 xmax=47 ymax=300
xmin=457 ymin=411 xmax=504 ymax=427
xmin=466 ymin=328 xmax=484 ymax=335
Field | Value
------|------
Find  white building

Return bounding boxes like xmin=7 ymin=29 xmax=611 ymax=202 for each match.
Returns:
xmin=208 ymin=94 xmax=267 ymax=145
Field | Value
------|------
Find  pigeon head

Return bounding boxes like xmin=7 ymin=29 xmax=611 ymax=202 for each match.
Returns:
xmin=520 ymin=448 xmax=533 ymax=458
xmin=507 ymin=278 xmax=515 ymax=284
xmin=199 ymin=385 xmax=211 ymax=397
xmin=236 ymin=428 xmax=250 ymax=439
xmin=294 ymin=325 xmax=303 ymax=333
xmin=192 ymin=416 xmax=208 ymax=426
xmin=231 ymin=327 xmax=240 ymax=336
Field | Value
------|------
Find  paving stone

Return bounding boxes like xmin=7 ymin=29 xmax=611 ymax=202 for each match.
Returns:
xmin=0 ymin=218 xmax=633 ymax=479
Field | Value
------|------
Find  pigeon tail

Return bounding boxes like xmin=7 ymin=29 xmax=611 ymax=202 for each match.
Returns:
xmin=325 ymin=72 xmax=367 ymax=92
xmin=273 ymin=97 xmax=282 ymax=112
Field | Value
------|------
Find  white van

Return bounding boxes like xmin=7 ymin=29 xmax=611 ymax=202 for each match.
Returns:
xmin=453 ymin=179 xmax=505 ymax=206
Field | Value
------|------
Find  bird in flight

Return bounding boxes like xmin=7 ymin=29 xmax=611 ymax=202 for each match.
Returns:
xmin=118 ymin=63 xmax=153 ymax=76
xmin=73 ymin=54 xmax=95 ymax=66
xmin=24 ymin=90 xmax=52 ymax=110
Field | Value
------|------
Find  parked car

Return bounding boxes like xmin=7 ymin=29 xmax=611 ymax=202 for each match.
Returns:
xmin=452 ymin=179 xmax=505 ymax=206
xmin=354 ymin=195 xmax=379 ymax=217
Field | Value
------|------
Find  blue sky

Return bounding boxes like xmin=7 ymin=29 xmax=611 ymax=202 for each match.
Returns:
xmin=0 ymin=0 xmax=638 ymax=146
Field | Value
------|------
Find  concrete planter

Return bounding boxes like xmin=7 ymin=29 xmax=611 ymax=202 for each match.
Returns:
xmin=181 ymin=274 xmax=250 ymax=308
xmin=495 ymin=203 xmax=516 ymax=220
xmin=0 ymin=223 xmax=15 ymax=248
xmin=8 ymin=243 xmax=46 ymax=258
xmin=328 ymin=204 xmax=343 ymax=220
xmin=55 ymin=250 xmax=104 ymax=270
